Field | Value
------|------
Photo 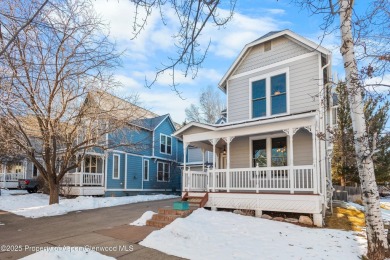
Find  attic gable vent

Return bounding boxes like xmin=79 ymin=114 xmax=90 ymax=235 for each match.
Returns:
xmin=264 ymin=40 xmax=272 ymax=52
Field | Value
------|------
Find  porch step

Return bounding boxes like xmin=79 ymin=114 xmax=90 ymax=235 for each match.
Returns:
xmin=151 ymin=214 xmax=181 ymax=222
xmin=157 ymin=208 xmax=193 ymax=217
xmin=182 ymin=192 xmax=209 ymax=208
xmin=146 ymin=208 xmax=193 ymax=228
xmin=146 ymin=219 xmax=171 ymax=228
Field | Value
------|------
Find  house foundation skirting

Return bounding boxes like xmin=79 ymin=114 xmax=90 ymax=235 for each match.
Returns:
xmin=187 ymin=192 xmax=324 ymax=226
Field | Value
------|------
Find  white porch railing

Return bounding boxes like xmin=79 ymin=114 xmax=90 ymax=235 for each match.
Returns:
xmin=183 ymin=165 xmax=316 ymax=194
xmin=0 ymin=172 xmax=25 ymax=182
xmin=63 ymin=172 xmax=104 ymax=186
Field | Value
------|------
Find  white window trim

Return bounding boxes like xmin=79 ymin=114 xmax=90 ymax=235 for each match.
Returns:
xmin=330 ymin=105 xmax=339 ymax=128
xmin=249 ymin=133 xmax=289 ymax=167
xmin=112 ymin=154 xmax=120 ymax=180
xmin=248 ymin=67 xmax=290 ymax=119
xmin=160 ymin=133 xmax=172 ymax=155
xmin=143 ymin=159 xmax=149 ymax=181
xmin=157 ymin=162 xmax=170 ymax=182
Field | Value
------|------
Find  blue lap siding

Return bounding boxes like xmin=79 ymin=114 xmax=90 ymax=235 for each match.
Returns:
xmin=104 ymin=115 xmax=182 ymax=196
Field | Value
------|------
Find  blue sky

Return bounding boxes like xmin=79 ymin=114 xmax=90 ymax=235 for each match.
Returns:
xmin=92 ymin=0 xmax=387 ymax=125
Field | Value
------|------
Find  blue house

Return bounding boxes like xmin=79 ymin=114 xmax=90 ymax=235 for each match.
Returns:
xmin=103 ymin=114 xmax=183 ymax=197
xmin=58 ymin=92 xmax=184 ymax=196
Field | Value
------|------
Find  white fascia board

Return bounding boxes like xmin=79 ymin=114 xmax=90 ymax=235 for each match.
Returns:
xmin=173 ymin=122 xmax=216 ymax=137
xmin=184 ymin=113 xmax=317 ymax=143
xmin=219 ymin=29 xmax=331 ymax=90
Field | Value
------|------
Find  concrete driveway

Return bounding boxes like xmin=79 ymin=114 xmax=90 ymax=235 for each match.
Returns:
xmin=0 ymin=198 xmax=185 ymax=259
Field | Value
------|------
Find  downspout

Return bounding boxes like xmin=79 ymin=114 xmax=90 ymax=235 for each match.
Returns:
xmin=321 ymin=54 xmax=332 ymax=212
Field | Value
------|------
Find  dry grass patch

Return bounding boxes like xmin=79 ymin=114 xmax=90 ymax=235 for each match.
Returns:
xmin=325 ymin=207 xmax=365 ymax=231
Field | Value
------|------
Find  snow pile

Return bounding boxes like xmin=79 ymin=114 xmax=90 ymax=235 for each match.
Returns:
xmin=130 ymin=211 xmax=156 ymax=226
xmin=20 ymin=247 xmax=114 ymax=260
xmin=0 ymin=193 xmax=177 ymax=218
xmin=141 ymin=209 xmax=367 ymax=260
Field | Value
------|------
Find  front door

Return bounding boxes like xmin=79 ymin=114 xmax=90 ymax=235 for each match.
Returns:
xmin=220 ymin=154 xmax=227 ymax=169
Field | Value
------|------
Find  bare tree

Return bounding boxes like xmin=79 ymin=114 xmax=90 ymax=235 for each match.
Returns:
xmin=293 ymin=0 xmax=390 ymax=258
xmin=128 ymin=0 xmax=236 ymax=92
xmin=0 ymin=0 xmax=149 ymax=204
xmin=185 ymin=85 xmax=224 ymax=124
xmin=0 ymin=0 xmax=50 ymax=57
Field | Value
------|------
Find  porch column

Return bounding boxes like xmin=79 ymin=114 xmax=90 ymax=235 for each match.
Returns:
xmin=283 ymin=128 xmax=298 ymax=194
xmin=23 ymin=159 xmax=27 ymax=179
xmin=209 ymin=138 xmax=220 ymax=192
xmin=201 ymin=148 xmax=205 ymax=172
xmin=183 ymin=142 xmax=189 ymax=191
xmin=223 ymin=137 xmax=234 ymax=193
xmin=80 ymin=158 xmax=84 ymax=187
xmin=1 ymin=164 xmax=5 ymax=188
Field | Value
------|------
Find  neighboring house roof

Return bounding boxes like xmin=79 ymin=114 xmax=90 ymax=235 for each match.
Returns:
xmin=131 ymin=114 xmax=170 ymax=131
xmin=86 ymin=91 xmax=182 ymax=130
xmin=86 ymin=91 xmax=159 ymax=121
xmin=219 ymin=29 xmax=332 ymax=92
xmin=215 ymin=116 xmax=227 ymax=125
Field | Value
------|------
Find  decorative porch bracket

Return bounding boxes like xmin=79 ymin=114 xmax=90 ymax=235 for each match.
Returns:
xmin=222 ymin=136 xmax=235 ymax=192
xmin=183 ymin=142 xmax=190 ymax=191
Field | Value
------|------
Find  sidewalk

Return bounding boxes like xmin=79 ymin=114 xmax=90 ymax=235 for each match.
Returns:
xmin=0 ymin=198 xmax=185 ymax=259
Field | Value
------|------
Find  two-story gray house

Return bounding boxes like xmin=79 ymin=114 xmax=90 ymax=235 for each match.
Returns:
xmin=174 ymin=30 xmax=333 ymax=227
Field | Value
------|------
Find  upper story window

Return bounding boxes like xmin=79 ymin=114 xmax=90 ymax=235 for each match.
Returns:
xmin=160 ymin=134 xmax=172 ymax=154
xmin=251 ymin=71 xmax=288 ymax=119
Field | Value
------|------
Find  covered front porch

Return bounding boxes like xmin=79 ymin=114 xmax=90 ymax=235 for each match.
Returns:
xmin=176 ymin=112 xmax=326 ymax=226
xmin=0 ymin=160 xmax=27 ymax=188
xmin=62 ymin=153 xmax=105 ymax=195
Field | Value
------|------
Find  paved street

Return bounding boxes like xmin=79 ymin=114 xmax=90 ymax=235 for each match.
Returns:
xmin=0 ymin=198 xmax=184 ymax=259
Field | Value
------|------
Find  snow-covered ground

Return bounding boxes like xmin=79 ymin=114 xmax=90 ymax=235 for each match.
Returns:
xmin=347 ymin=199 xmax=390 ymax=224
xmin=0 ymin=189 xmax=177 ymax=218
xmin=20 ymin=247 xmax=114 ymax=260
xmin=130 ymin=211 xmax=156 ymax=226
xmin=141 ymin=209 xmax=367 ymax=260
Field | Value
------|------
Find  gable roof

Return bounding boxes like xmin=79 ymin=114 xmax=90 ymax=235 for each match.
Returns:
xmin=85 ymin=91 xmax=159 ymax=120
xmin=131 ymin=114 xmax=169 ymax=131
xmin=219 ymin=29 xmax=332 ymax=92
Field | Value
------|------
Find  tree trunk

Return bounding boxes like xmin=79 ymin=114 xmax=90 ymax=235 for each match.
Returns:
xmin=48 ymin=180 xmax=60 ymax=205
xmin=339 ymin=0 xmax=388 ymax=258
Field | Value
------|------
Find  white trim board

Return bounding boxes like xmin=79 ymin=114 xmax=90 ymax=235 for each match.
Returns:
xmin=229 ymin=52 xmax=317 ymax=81
xmin=219 ymin=30 xmax=331 ymax=90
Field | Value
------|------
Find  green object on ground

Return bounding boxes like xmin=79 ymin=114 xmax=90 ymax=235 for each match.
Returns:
xmin=173 ymin=201 xmax=189 ymax=210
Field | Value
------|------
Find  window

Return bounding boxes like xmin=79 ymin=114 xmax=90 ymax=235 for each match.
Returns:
xmin=252 ymin=139 xmax=267 ymax=167
xmin=271 ymin=137 xmax=287 ymax=166
xmin=113 ymin=154 xmax=120 ymax=179
xmin=271 ymin=74 xmax=287 ymax=115
xmin=84 ymin=155 xmax=102 ymax=173
xmin=251 ymin=72 xmax=287 ymax=118
xmin=251 ymin=137 xmax=288 ymax=167
xmin=33 ymin=165 xmax=38 ymax=177
xmin=14 ymin=162 xmax=22 ymax=173
xmin=143 ymin=159 xmax=149 ymax=181
xmin=157 ymin=162 xmax=170 ymax=182
xmin=160 ymin=134 xmax=172 ymax=154
xmin=252 ymin=79 xmax=266 ymax=118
